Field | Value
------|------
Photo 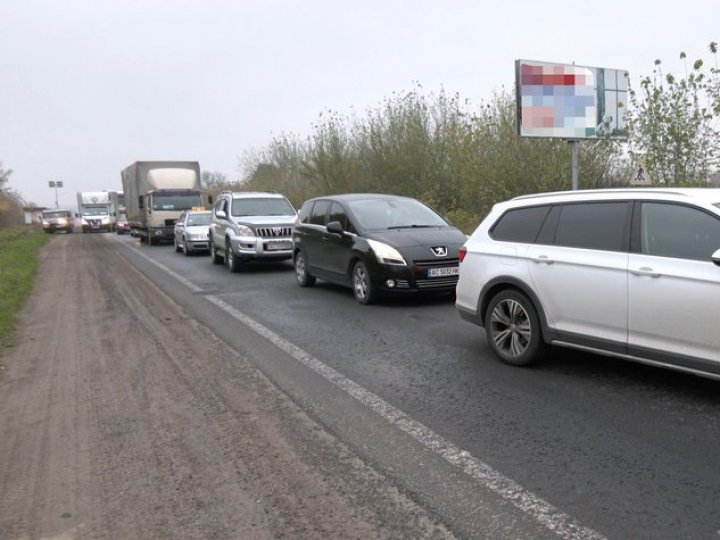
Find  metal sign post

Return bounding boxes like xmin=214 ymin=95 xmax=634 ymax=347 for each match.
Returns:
xmin=48 ymin=181 xmax=63 ymax=208
xmin=569 ymin=140 xmax=579 ymax=190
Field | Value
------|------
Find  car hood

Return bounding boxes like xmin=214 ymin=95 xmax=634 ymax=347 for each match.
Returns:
xmin=232 ymin=215 xmax=296 ymax=226
xmin=365 ymin=227 xmax=466 ymax=249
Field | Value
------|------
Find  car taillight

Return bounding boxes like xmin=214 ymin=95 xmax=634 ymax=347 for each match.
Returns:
xmin=458 ymin=246 xmax=467 ymax=262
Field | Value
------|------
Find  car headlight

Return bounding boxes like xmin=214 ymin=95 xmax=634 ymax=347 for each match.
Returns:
xmin=367 ymin=239 xmax=407 ymax=266
xmin=190 ymin=234 xmax=206 ymax=241
xmin=234 ymin=225 xmax=254 ymax=236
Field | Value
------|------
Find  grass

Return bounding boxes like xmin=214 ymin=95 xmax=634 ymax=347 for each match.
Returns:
xmin=0 ymin=226 xmax=50 ymax=363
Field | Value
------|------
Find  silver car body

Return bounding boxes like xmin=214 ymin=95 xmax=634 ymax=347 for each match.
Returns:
xmin=174 ymin=210 xmax=211 ymax=253
xmin=456 ymin=188 xmax=720 ymax=378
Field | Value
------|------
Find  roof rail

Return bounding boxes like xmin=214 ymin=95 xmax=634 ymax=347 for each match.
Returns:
xmin=512 ymin=188 xmax=692 ymax=201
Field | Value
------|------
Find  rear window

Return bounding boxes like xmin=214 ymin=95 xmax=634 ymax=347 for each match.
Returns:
xmin=490 ymin=206 xmax=551 ymax=243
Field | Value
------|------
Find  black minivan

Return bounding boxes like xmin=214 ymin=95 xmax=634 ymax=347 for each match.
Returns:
xmin=292 ymin=193 xmax=466 ymax=304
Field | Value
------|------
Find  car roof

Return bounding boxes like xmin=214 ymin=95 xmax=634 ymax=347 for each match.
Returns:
xmin=221 ymin=191 xmax=287 ymax=199
xmin=304 ymin=193 xmax=414 ymax=204
xmin=508 ymin=188 xmax=720 ymax=206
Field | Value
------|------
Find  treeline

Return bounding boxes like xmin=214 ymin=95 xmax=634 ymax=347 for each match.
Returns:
xmin=237 ymin=88 xmax=629 ymax=232
xmin=0 ymin=163 xmax=25 ymax=229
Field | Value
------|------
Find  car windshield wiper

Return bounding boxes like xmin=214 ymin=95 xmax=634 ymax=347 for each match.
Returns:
xmin=387 ymin=224 xmax=439 ymax=230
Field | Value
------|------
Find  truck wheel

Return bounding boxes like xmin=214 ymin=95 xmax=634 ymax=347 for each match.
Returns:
xmin=210 ymin=238 xmax=222 ymax=265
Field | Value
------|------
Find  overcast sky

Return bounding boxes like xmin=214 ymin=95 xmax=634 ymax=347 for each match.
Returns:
xmin=2 ymin=0 xmax=718 ymax=208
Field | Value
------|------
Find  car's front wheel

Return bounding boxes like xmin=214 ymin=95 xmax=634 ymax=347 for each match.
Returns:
xmin=183 ymin=239 xmax=191 ymax=256
xmin=485 ymin=290 xmax=545 ymax=366
xmin=352 ymin=260 xmax=376 ymax=305
xmin=174 ymin=237 xmax=182 ymax=252
xmin=295 ymin=250 xmax=316 ymax=287
xmin=226 ymin=244 xmax=241 ymax=273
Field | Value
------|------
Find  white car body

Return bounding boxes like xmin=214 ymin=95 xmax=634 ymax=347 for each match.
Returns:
xmin=456 ymin=188 xmax=720 ymax=379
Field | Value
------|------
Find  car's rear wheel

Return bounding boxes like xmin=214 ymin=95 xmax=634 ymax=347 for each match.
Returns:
xmin=485 ymin=290 xmax=545 ymax=366
xmin=210 ymin=238 xmax=222 ymax=264
xmin=295 ymin=250 xmax=316 ymax=287
xmin=352 ymin=260 xmax=376 ymax=305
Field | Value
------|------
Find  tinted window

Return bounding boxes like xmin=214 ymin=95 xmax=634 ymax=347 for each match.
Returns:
xmin=310 ymin=200 xmax=330 ymax=226
xmin=298 ymin=202 xmax=313 ymax=224
xmin=555 ymin=202 xmax=629 ymax=251
xmin=328 ymin=202 xmax=356 ymax=233
xmin=641 ymin=203 xmax=720 ymax=260
xmin=490 ymin=206 xmax=550 ymax=243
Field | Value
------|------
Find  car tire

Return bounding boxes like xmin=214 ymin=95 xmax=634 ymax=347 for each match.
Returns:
xmin=485 ymin=290 xmax=546 ymax=366
xmin=352 ymin=260 xmax=376 ymax=305
xmin=174 ymin=238 xmax=182 ymax=252
xmin=294 ymin=250 xmax=316 ymax=287
xmin=147 ymin=234 xmax=155 ymax=246
xmin=226 ymin=244 xmax=241 ymax=273
xmin=210 ymin=238 xmax=222 ymax=265
xmin=183 ymin=239 xmax=191 ymax=256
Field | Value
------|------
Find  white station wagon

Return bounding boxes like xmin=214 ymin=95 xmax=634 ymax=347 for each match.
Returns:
xmin=456 ymin=188 xmax=720 ymax=380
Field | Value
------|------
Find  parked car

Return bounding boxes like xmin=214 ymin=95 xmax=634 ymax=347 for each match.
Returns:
xmin=41 ymin=209 xmax=74 ymax=234
xmin=455 ymin=188 xmax=720 ymax=379
xmin=209 ymin=191 xmax=297 ymax=272
xmin=174 ymin=209 xmax=212 ymax=255
xmin=293 ymin=193 xmax=466 ymax=304
xmin=116 ymin=209 xmax=130 ymax=235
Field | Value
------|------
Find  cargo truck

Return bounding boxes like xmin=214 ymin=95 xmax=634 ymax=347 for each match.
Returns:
xmin=76 ymin=191 xmax=114 ymax=233
xmin=121 ymin=161 xmax=209 ymax=245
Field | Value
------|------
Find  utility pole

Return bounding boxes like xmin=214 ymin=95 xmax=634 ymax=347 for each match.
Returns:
xmin=48 ymin=181 xmax=63 ymax=208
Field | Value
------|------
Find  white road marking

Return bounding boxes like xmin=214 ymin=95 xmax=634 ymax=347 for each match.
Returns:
xmin=205 ymin=295 xmax=605 ymax=540
xmin=112 ymin=235 xmax=605 ymax=539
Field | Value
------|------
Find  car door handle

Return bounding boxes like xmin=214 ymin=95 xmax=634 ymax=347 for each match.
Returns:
xmin=531 ymin=255 xmax=554 ymax=264
xmin=630 ymin=267 xmax=661 ymax=278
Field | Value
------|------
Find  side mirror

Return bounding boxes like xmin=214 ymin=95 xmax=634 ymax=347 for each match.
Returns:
xmin=712 ymin=248 xmax=720 ymax=267
xmin=326 ymin=221 xmax=344 ymax=235
xmin=176 ymin=222 xmax=184 ymax=228
xmin=216 ymin=210 xmax=227 ymax=220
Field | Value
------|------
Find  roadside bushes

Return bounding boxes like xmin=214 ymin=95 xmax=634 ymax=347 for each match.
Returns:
xmin=241 ymin=86 xmax=627 ymax=232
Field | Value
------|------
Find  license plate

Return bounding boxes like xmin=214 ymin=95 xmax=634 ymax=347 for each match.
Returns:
xmin=266 ymin=241 xmax=292 ymax=251
xmin=427 ymin=266 xmax=459 ymax=278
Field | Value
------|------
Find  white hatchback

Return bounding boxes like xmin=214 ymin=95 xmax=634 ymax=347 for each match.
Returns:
xmin=456 ymin=188 xmax=720 ymax=379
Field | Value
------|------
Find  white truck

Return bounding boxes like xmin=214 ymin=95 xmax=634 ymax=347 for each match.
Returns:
xmin=76 ymin=191 xmax=114 ymax=233
xmin=121 ymin=161 xmax=208 ymax=245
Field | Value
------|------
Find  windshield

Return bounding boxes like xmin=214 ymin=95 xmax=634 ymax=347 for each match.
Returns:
xmin=231 ymin=198 xmax=295 ymax=217
xmin=83 ymin=206 xmax=109 ymax=216
xmin=186 ymin=213 xmax=211 ymax=226
xmin=152 ymin=192 xmax=202 ymax=211
xmin=347 ymin=198 xmax=448 ymax=230
xmin=43 ymin=211 xmax=70 ymax=219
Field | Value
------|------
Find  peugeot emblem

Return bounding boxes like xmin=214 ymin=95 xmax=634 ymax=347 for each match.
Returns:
xmin=431 ymin=246 xmax=447 ymax=257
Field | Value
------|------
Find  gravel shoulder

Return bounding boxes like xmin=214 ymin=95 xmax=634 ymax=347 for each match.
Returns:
xmin=0 ymin=233 xmax=454 ymax=539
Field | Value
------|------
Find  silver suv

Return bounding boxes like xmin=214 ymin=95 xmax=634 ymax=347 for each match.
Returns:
xmin=209 ymin=191 xmax=297 ymax=272
xmin=455 ymin=188 xmax=720 ymax=380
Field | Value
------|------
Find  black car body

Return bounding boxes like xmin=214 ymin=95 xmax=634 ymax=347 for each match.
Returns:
xmin=292 ymin=193 xmax=466 ymax=304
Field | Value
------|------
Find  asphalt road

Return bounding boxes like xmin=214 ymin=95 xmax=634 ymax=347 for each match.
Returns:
xmin=113 ymin=233 xmax=720 ymax=539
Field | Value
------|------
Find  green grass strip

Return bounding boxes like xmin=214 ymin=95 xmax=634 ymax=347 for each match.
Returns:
xmin=0 ymin=226 xmax=51 ymax=362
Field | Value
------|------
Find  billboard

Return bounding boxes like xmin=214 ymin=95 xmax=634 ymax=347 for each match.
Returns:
xmin=515 ymin=59 xmax=628 ymax=140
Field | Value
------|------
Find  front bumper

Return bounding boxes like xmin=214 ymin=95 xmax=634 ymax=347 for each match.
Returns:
xmin=230 ymin=236 xmax=293 ymax=261
xmin=369 ymin=260 xmax=460 ymax=294
xmin=82 ymin=222 xmax=112 ymax=232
